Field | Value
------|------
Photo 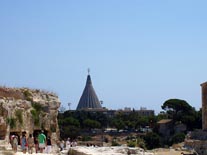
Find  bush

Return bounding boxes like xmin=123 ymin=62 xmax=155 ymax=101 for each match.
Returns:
xmin=137 ymin=137 xmax=146 ymax=150
xmin=111 ymin=139 xmax=120 ymax=146
xmin=127 ymin=140 xmax=136 ymax=147
xmin=171 ymin=133 xmax=185 ymax=144
xmin=83 ymin=119 xmax=101 ymax=129
xmin=23 ymin=90 xmax=33 ymax=101
xmin=144 ymin=132 xmax=160 ymax=149
xmin=32 ymin=102 xmax=42 ymax=112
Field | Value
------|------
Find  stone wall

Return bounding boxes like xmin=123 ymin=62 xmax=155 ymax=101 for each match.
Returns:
xmin=183 ymin=82 xmax=207 ymax=154
xmin=201 ymin=82 xmax=207 ymax=131
xmin=0 ymin=87 xmax=60 ymax=144
xmin=185 ymin=139 xmax=207 ymax=155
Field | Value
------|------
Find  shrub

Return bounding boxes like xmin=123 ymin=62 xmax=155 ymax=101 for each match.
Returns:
xmin=144 ymin=132 xmax=160 ymax=149
xmin=136 ymin=137 xmax=146 ymax=150
xmin=32 ymin=102 xmax=42 ymax=112
xmin=111 ymin=140 xmax=120 ymax=146
xmin=127 ymin=140 xmax=136 ymax=147
xmin=31 ymin=109 xmax=39 ymax=126
xmin=23 ymin=90 xmax=33 ymax=101
xmin=7 ymin=117 xmax=16 ymax=129
xmin=15 ymin=109 xmax=23 ymax=125
xmin=171 ymin=133 xmax=185 ymax=144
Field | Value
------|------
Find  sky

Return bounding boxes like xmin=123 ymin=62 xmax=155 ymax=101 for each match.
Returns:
xmin=0 ymin=1 xmax=207 ymax=113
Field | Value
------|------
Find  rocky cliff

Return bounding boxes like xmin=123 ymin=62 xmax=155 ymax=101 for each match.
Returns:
xmin=0 ymin=86 xmax=60 ymax=144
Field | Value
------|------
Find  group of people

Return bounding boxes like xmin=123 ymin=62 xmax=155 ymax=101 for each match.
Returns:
xmin=10 ymin=130 xmax=52 ymax=154
xmin=59 ymin=138 xmax=77 ymax=151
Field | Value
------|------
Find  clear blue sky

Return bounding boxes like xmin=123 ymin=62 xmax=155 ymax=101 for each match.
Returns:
xmin=0 ymin=1 xmax=207 ymax=113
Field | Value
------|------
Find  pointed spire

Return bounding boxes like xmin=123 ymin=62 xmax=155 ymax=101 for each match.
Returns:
xmin=76 ymin=71 xmax=102 ymax=110
xmin=88 ymin=68 xmax=90 ymax=75
xmin=86 ymin=68 xmax=92 ymax=85
xmin=86 ymin=74 xmax=92 ymax=85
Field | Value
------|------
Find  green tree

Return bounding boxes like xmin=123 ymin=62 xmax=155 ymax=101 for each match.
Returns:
xmin=60 ymin=125 xmax=80 ymax=140
xmin=83 ymin=119 xmax=101 ymax=129
xmin=194 ymin=108 xmax=202 ymax=129
xmin=63 ymin=117 xmax=80 ymax=127
xmin=112 ymin=118 xmax=125 ymax=131
xmin=156 ymin=112 xmax=168 ymax=122
xmin=136 ymin=116 xmax=149 ymax=128
xmin=161 ymin=99 xmax=199 ymax=130
xmin=143 ymin=132 xmax=160 ymax=149
xmin=162 ymin=99 xmax=193 ymax=120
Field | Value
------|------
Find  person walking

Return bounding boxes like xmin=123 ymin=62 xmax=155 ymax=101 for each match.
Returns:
xmin=27 ymin=134 xmax=34 ymax=154
xmin=34 ymin=136 xmax=39 ymax=153
xmin=13 ymin=135 xmax=18 ymax=153
xmin=60 ymin=140 xmax=65 ymax=151
xmin=45 ymin=136 xmax=52 ymax=154
xmin=38 ymin=130 xmax=46 ymax=153
xmin=21 ymin=134 xmax=27 ymax=154
xmin=66 ymin=138 xmax=70 ymax=150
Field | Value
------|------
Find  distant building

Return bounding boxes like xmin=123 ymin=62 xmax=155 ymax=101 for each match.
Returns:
xmin=115 ymin=107 xmax=154 ymax=117
xmin=157 ymin=119 xmax=173 ymax=137
xmin=75 ymin=72 xmax=154 ymax=117
xmin=137 ymin=107 xmax=154 ymax=116
xmin=76 ymin=72 xmax=102 ymax=110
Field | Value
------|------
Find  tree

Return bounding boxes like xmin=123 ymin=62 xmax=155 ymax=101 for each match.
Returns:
xmin=60 ymin=125 xmax=80 ymax=140
xmin=83 ymin=119 xmax=101 ymax=129
xmin=63 ymin=117 xmax=80 ymax=127
xmin=194 ymin=108 xmax=202 ymax=129
xmin=156 ymin=112 xmax=168 ymax=122
xmin=162 ymin=99 xmax=193 ymax=121
xmin=112 ymin=118 xmax=125 ymax=131
xmin=143 ymin=132 xmax=160 ymax=149
xmin=58 ymin=112 xmax=80 ymax=140
xmin=161 ymin=99 xmax=199 ymax=130
xmin=134 ymin=116 xmax=148 ymax=129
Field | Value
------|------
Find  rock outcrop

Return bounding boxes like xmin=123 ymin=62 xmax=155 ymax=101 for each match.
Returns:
xmin=0 ymin=87 xmax=60 ymax=145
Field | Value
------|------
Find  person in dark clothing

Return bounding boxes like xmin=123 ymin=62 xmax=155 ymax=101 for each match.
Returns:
xmin=34 ymin=136 xmax=39 ymax=153
xmin=45 ymin=136 xmax=52 ymax=153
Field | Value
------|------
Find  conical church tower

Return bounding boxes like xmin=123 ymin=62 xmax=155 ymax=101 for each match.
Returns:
xmin=76 ymin=71 xmax=102 ymax=110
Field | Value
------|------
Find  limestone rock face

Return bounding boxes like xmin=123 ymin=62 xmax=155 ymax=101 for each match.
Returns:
xmin=0 ymin=87 xmax=61 ymax=144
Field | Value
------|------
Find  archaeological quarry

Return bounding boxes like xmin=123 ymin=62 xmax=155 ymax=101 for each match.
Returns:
xmin=0 ymin=87 xmax=60 ymax=144
xmin=2 ymin=81 xmax=207 ymax=154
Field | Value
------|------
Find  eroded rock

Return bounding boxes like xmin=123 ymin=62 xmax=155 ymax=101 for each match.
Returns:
xmin=0 ymin=87 xmax=60 ymax=145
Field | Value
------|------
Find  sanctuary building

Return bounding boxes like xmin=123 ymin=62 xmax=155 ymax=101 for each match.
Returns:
xmin=75 ymin=72 xmax=154 ymax=117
